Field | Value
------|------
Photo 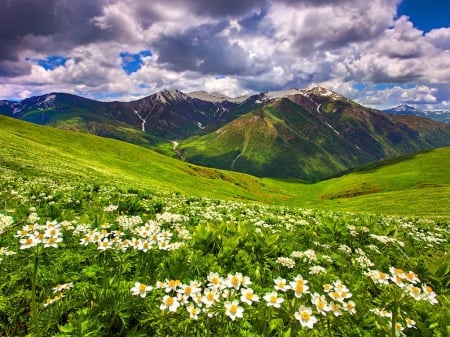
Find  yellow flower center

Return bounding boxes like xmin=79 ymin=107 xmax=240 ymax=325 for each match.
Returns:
xmin=270 ymin=295 xmax=277 ymax=303
xmin=295 ymin=280 xmax=304 ymax=293
xmin=229 ymin=304 xmax=238 ymax=314
xmin=300 ymin=311 xmax=310 ymax=321
xmin=245 ymin=292 xmax=253 ymax=300
xmin=139 ymin=284 xmax=147 ymax=292
xmin=166 ymin=297 xmax=174 ymax=305
xmin=317 ymin=299 xmax=325 ymax=310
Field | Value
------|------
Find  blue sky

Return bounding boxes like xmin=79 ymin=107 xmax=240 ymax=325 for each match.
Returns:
xmin=398 ymin=0 xmax=450 ymax=32
xmin=0 ymin=0 xmax=449 ymax=110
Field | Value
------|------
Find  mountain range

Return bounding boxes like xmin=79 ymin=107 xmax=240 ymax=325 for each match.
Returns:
xmin=384 ymin=104 xmax=450 ymax=124
xmin=2 ymin=87 xmax=450 ymax=182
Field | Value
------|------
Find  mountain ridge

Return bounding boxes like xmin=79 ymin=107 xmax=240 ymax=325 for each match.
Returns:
xmin=384 ymin=104 xmax=450 ymax=123
xmin=2 ymin=87 xmax=450 ymax=181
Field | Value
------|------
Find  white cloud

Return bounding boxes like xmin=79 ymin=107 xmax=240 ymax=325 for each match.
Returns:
xmin=0 ymin=0 xmax=449 ymax=110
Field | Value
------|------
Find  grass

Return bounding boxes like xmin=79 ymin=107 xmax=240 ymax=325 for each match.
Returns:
xmin=1 ymin=115 xmax=449 ymax=219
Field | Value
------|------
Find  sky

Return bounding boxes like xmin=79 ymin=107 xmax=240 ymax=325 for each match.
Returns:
xmin=1 ymin=0 xmax=449 ymax=110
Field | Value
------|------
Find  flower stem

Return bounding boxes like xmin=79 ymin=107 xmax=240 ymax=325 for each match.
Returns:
xmin=327 ymin=315 xmax=333 ymax=337
xmin=31 ymin=253 xmax=42 ymax=337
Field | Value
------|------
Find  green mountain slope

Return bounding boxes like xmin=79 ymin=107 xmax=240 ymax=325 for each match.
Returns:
xmin=180 ymin=96 xmax=450 ymax=182
xmin=1 ymin=115 xmax=449 ymax=218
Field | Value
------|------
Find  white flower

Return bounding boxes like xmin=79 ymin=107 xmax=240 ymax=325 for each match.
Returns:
xmin=240 ymin=288 xmax=259 ymax=305
xmin=186 ymin=304 xmax=201 ymax=320
xmin=202 ymin=288 xmax=219 ymax=307
xmin=224 ymin=300 xmax=244 ymax=320
xmin=294 ymin=306 xmax=317 ymax=329
xmin=276 ymin=256 xmax=296 ymax=268
xmin=160 ymin=295 xmax=180 ymax=312
xmin=289 ymin=275 xmax=309 ymax=298
xmin=263 ymin=291 xmax=284 ymax=308
xmin=274 ymin=277 xmax=290 ymax=292
xmin=131 ymin=282 xmax=153 ymax=298
xmin=311 ymin=292 xmax=330 ymax=315
xmin=309 ymin=265 xmax=326 ymax=275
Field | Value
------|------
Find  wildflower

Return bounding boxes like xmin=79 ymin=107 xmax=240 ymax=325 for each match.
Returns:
xmin=366 ymin=270 xmax=390 ymax=285
xmin=303 ymin=249 xmax=317 ymax=262
xmin=186 ymin=304 xmax=201 ymax=320
xmin=131 ymin=282 xmax=153 ymax=298
xmin=202 ymin=288 xmax=219 ymax=307
xmin=370 ymin=308 xmax=392 ymax=318
xmin=160 ymin=295 xmax=180 ymax=312
xmin=406 ymin=284 xmax=422 ymax=300
xmin=276 ymin=256 xmax=296 ymax=268
xmin=343 ymin=300 xmax=356 ymax=315
xmin=290 ymin=275 xmax=309 ymax=298
xmin=43 ymin=294 xmax=64 ymax=308
xmin=263 ymin=291 xmax=284 ymax=308
xmin=226 ymin=272 xmax=243 ymax=290
xmin=98 ymin=238 xmax=112 ymax=250
xmin=103 ymin=205 xmax=118 ymax=212
xmin=19 ymin=234 xmax=39 ymax=249
xmin=224 ymin=300 xmax=244 ymax=320
xmin=164 ymin=279 xmax=181 ymax=293
xmin=178 ymin=282 xmax=201 ymax=299
xmin=394 ymin=322 xmax=405 ymax=336
xmin=207 ymin=272 xmax=225 ymax=290
xmin=329 ymin=301 xmax=342 ymax=317
xmin=309 ymin=265 xmax=326 ymax=275
xmin=158 ymin=239 xmax=170 ymax=251
xmin=240 ymin=288 xmax=260 ymax=305
xmin=274 ymin=277 xmax=291 ymax=292
xmin=323 ymin=283 xmax=333 ymax=292
xmin=405 ymin=317 xmax=416 ymax=329
xmin=404 ymin=271 xmax=420 ymax=284
xmin=52 ymin=282 xmax=74 ymax=293
xmin=294 ymin=306 xmax=317 ymax=329
xmin=421 ymin=284 xmax=438 ymax=304
xmin=311 ymin=292 xmax=330 ymax=315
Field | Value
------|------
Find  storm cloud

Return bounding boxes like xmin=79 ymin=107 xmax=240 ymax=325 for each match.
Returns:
xmin=0 ymin=0 xmax=449 ymax=109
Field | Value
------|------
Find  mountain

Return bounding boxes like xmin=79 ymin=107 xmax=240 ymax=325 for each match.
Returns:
xmin=179 ymin=88 xmax=450 ymax=181
xmin=0 ymin=90 xmax=240 ymax=144
xmin=384 ymin=104 xmax=450 ymax=123
xmin=2 ymin=87 xmax=450 ymax=181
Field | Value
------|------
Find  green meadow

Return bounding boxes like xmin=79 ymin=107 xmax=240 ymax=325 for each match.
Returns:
xmin=1 ymin=115 xmax=449 ymax=218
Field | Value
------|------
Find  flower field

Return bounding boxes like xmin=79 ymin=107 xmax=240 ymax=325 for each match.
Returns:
xmin=0 ymin=173 xmax=448 ymax=336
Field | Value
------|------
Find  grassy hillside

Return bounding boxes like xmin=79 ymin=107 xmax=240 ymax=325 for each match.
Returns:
xmin=0 ymin=115 xmax=284 ymax=203
xmin=179 ymin=97 xmax=450 ymax=182
xmin=277 ymin=148 xmax=450 ymax=218
xmin=1 ymin=115 xmax=449 ymax=218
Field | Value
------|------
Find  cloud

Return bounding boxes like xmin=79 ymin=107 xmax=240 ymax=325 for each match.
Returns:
xmin=0 ymin=0 xmax=449 ymax=109
xmin=155 ymin=23 xmax=262 ymax=76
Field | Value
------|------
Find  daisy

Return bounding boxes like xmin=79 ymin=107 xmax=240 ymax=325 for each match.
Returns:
xmin=274 ymin=277 xmax=290 ymax=292
xmin=240 ymin=288 xmax=260 ymax=305
xmin=263 ymin=291 xmax=284 ymax=308
xmin=224 ymin=300 xmax=244 ymax=320
xmin=311 ymin=292 xmax=330 ymax=315
xmin=186 ymin=304 xmax=201 ymax=320
xmin=290 ymin=275 xmax=309 ymax=298
xmin=202 ymin=288 xmax=219 ymax=307
xmin=160 ymin=295 xmax=180 ymax=312
xmin=294 ymin=306 xmax=317 ymax=329
xmin=131 ymin=282 xmax=153 ymax=298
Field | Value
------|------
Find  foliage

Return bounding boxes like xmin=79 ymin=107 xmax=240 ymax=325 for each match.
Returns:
xmin=0 ymin=172 xmax=448 ymax=336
